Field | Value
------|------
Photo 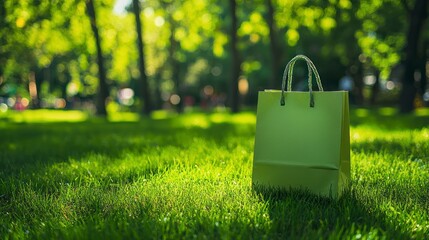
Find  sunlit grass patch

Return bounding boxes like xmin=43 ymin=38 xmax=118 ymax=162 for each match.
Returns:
xmin=350 ymin=107 xmax=429 ymax=130
xmin=378 ymin=107 xmax=397 ymax=116
xmin=0 ymin=109 xmax=88 ymax=122
xmin=415 ymin=107 xmax=429 ymax=116
xmin=0 ymin=109 xmax=256 ymax=126
xmin=353 ymin=108 xmax=369 ymax=117
xmin=107 ymin=111 xmax=140 ymax=122
xmin=150 ymin=109 xmax=178 ymax=120
xmin=210 ymin=111 xmax=256 ymax=124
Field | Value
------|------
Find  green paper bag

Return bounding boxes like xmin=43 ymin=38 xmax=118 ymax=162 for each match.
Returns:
xmin=252 ymin=55 xmax=350 ymax=198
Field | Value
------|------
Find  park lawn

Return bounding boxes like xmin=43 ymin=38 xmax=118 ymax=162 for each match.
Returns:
xmin=0 ymin=108 xmax=428 ymax=239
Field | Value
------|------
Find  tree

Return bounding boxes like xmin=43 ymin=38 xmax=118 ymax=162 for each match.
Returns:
xmin=160 ymin=0 xmax=183 ymax=113
xmin=228 ymin=0 xmax=240 ymax=113
xmin=419 ymin=40 xmax=428 ymax=97
xmin=4 ymin=0 xmax=423 ymax=112
xmin=132 ymin=0 xmax=152 ymax=115
xmin=399 ymin=0 xmax=428 ymax=113
xmin=265 ymin=0 xmax=281 ymax=89
xmin=85 ymin=0 xmax=109 ymax=116
xmin=0 ymin=0 xmax=7 ymax=81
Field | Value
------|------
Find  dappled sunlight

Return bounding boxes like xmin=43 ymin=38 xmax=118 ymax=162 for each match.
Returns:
xmin=177 ymin=113 xmax=211 ymax=129
xmin=14 ymin=123 xmax=268 ymax=236
xmin=107 ymin=112 xmax=140 ymax=122
xmin=209 ymin=112 xmax=230 ymax=123
xmin=351 ymin=150 xmax=429 ymax=232
xmin=36 ymin=162 xmax=272 ymax=237
xmin=350 ymin=126 xmax=429 ymax=169
xmin=378 ymin=107 xmax=397 ymax=116
xmin=150 ymin=110 xmax=178 ymax=120
xmin=353 ymin=108 xmax=369 ymax=118
xmin=415 ymin=108 xmax=429 ymax=117
xmin=0 ymin=110 xmax=88 ymax=123
xmin=1 ymin=0 xmax=429 ymax=237
xmin=0 ymin=110 xmax=257 ymax=126
xmin=209 ymin=112 xmax=256 ymax=125
xmin=230 ymin=112 xmax=256 ymax=124
xmin=121 ymin=166 xmax=270 ymax=232
xmin=350 ymin=126 xmax=429 ymax=143
xmin=1 ymin=110 xmax=429 ymax=238
xmin=161 ymin=112 xmax=256 ymax=129
xmin=350 ymin=107 xmax=429 ymax=130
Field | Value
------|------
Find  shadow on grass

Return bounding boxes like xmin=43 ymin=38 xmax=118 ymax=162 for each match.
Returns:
xmin=22 ymin=183 xmax=425 ymax=239
xmin=350 ymin=107 xmax=429 ymax=130
xmin=352 ymin=139 xmax=429 ymax=162
xmin=253 ymin=185 xmax=421 ymax=239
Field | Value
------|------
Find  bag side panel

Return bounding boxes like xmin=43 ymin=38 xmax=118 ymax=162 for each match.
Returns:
xmin=338 ymin=91 xmax=351 ymax=196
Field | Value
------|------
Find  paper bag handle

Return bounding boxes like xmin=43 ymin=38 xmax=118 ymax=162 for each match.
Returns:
xmin=280 ymin=55 xmax=324 ymax=107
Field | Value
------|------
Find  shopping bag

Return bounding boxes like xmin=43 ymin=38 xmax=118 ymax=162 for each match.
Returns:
xmin=252 ymin=55 xmax=350 ymax=198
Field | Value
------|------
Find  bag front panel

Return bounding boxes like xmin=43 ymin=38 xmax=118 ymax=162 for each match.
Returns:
xmin=252 ymin=90 xmax=348 ymax=198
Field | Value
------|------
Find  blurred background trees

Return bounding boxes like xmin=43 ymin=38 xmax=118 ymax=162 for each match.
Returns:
xmin=0 ymin=0 xmax=428 ymax=115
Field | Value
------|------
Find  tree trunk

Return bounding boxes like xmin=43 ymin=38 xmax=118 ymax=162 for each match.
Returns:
xmin=31 ymin=69 xmax=44 ymax=109
xmin=61 ymin=68 xmax=71 ymax=106
xmin=399 ymin=0 xmax=428 ymax=113
xmin=349 ymin=62 xmax=364 ymax=106
xmin=161 ymin=3 xmax=183 ymax=113
xmin=169 ymin=25 xmax=183 ymax=113
xmin=153 ymin=70 xmax=163 ymax=110
xmin=132 ymin=0 xmax=152 ymax=115
xmin=266 ymin=0 xmax=281 ymax=89
xmin=370 ymin=70 xmax=380 ymax=106
xmin=86 ymin=0 xmax=109 ymax=116
xmin=419 ymin=40 xmax=428 ymax=96
xmin=0 ymin=1 xmax=5 ymax=30
xmin=228 ymin=0 xmax=240 ymax=113
xmin=0 ymin=0 xmax=9 ymax=90
xmin=0 ymin=0 xmax=6 ymax=77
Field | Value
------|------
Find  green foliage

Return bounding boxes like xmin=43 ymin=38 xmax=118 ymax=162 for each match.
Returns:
xmin=0 ymin=109 xmax=428 ymax=238
xmin=0 ymin=0 xmax=422 ymax=107
xmin=354 ymin=0 xmax=405 ymax=78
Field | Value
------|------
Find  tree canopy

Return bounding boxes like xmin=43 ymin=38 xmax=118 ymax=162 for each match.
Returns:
xmin=0 ymin=0 xmax=428 ymax=114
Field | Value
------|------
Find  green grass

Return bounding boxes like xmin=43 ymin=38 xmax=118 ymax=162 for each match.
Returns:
xmin=0 ymin=108 xmax=428 ymax=239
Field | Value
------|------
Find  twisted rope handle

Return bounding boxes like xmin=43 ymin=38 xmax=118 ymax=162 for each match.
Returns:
xmin=280 ymin=55 xmax=324 ymax=107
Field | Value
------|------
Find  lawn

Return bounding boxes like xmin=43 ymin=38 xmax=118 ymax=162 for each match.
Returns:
xmin=0 ymin=108 xmax=428 ymax=239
